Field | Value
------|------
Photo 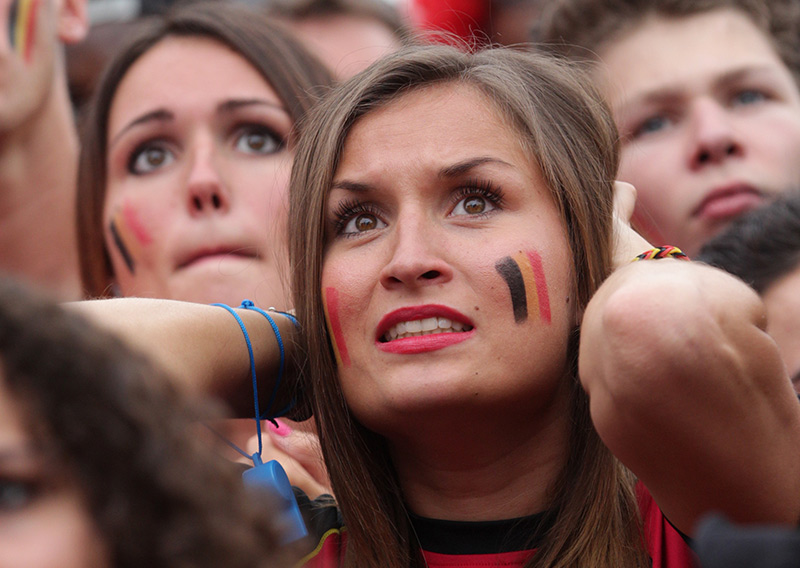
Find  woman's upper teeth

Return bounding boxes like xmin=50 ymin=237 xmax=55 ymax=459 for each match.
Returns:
xmin=384 ymin=317 xmax=472 ymax=341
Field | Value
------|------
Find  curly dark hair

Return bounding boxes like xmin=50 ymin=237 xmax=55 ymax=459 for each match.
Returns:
xmin=0 ymin=276 xmax=297 ymax=568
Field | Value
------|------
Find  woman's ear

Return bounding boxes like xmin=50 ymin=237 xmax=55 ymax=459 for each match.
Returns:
xmin=612 ymin=180 xmax=636 ymax=224
xmin=57 ymin=0 xmax=89 ymax=45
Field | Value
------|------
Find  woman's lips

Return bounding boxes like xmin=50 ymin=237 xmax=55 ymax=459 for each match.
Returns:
xmin=176 ymin=246 xmax=259 ymax=269
xmin=693 ymin=185 xmax=764 ymax=222
xmin=375 ymin=305 xmax=474 ymax=354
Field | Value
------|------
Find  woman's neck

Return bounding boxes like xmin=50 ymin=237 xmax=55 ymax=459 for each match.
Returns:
xmin=389 ymin=389 xmax=572 ymax=521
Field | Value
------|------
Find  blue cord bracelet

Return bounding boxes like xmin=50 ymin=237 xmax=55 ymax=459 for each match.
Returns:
xmin=240 ymin=300 xmax=298 ymax=421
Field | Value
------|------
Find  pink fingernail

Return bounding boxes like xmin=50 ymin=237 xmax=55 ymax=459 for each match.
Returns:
xmin=268 ymin=419 xmax=292 ymax=437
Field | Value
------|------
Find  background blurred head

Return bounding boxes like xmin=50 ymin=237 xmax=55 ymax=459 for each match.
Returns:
xmin=77 ymin=1 xmax=332 ymax=305
xmin=263 ymin=0 xmax=411 ymax=79
xmin=535 ymin=0 xmax=800 ymax=256
xmin=698 ymin=192 xmax=800 ymax=391
xmin=0 ymin=275 xmax=295 ymax=568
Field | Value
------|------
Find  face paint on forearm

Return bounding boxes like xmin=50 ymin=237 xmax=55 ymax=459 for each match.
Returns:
xmin=495 ymin=250 xmax=551 ymax=324
xmin=323 ymin=287 xmax=351 ymax=367
xmin=9 ymin=0 xmax=39 ymax=63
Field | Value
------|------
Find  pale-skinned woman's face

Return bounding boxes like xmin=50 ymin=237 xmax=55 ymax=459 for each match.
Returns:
xmin=0 ymin=378 xmax=108 ymax=568
xmin=104 ymin=36 xmax=293 ymax=307
xmin=320 ymin=84 xmax=577 ymax=435
xmin=598 ymin=8 xmax=800 ymax=256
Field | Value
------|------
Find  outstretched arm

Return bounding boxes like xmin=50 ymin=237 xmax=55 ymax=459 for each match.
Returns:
xmin=580 ymin=219 xmax=800 ymax=536
xmin=67 ymin=298 xmax=300 ymax=418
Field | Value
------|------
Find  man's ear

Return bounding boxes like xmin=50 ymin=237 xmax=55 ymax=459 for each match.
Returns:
xmin=57 ymin=0 xmax=89 ymax=44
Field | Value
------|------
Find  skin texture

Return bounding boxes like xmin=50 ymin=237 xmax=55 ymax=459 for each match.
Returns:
xmin=0 ymin=0 xmax=87 ymax=300
xmin=322 ymin=83 xmax=577 ymax=520
xmin=283 ymin=14 xmax=402 ymax=79
xmin=104 ymin=36 xmax=293 ymax=308
xmin=0 ymin=379 xmax=108 ymax=568
xmin=762 ymin=265 xmax=800 ymax=391
xmin=597 ymin=8 xmax=800 ymax=256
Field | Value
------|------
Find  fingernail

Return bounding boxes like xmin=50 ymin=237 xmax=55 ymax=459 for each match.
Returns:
xmin=268 ymin=419 xmax=292 ymax=437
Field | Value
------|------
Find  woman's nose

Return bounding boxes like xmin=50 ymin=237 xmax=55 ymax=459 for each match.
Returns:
xmin=379 ymin=219 xmax=453 ymax=290
xmin=687 ymin=98 xmax=743 ymax=169
xmin=186 ymin=138 xmax=231 ymax=216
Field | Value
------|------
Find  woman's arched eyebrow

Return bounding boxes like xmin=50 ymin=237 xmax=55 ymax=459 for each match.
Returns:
xmin=438 ymin=156 xmax=513 ymax=178
xmin=110 ymin=109 xmax=173 ymax=148
xmin=217 ymin=99 xmax=288 ymax=114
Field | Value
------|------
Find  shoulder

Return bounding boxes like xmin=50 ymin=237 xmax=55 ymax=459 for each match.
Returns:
xmin=296 ymin=490 xmax=346 ymax=567
xmin=636 ymin=482 xmax=697 ymax=568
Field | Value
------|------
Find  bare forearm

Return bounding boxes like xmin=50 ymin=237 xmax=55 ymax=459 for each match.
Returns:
xmin=66 ymin=298 xmax=299 ymax=416
xmin=580 ymin=260 xmax=800 ymax=532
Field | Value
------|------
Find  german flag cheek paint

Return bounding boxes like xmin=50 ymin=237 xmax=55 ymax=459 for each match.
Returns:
xmin=495 ymin=250 xmax=551 ymax=324
xmin=323 ymin=287 xmax=351 ymax=367
xmin=9 ymin=0 xmax=40 ymax=64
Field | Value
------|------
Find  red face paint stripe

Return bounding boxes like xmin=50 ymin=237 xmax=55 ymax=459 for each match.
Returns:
xmin=23 ymin=0 xmax=38 ymax=63
xmin=526 ymin=250 xmax=551 ymax=323
xmin=323 ymin=287 xmax=350 ymax=367
xmin=122 ymin=203 xmax=153 ymax=246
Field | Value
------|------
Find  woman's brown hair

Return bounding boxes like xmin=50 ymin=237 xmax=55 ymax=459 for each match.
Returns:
xmin=77 ymin=1 xmax=332 ymax=298
xmin=289 ymin=44 xmax=650 ymax=568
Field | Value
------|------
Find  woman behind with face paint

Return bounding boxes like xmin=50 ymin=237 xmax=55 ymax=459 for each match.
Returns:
xmin=0 ymin=276 xmax=297 ymax=568
xmin=69 ymin=44 xmax=800 ymax=567
xmin=75 ymin=1 xmax=334 ymax=497
xmin=77 ymin=1 xmax=332 ymax=308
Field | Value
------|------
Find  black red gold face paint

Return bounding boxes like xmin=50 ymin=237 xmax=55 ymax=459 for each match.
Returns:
xmin=9 ymin=0 xmax=39 ymax=63
xmin=108 ymin=204 xmax=152 ymax=275
xmin=495 ymin=250 xmax=551 ymax=324
xmin=323 ymin=287 xmax=350 ymax=367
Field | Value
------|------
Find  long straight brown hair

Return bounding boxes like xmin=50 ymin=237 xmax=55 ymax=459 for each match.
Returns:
xmin=289 ymin=45 xmax=651 ymax=568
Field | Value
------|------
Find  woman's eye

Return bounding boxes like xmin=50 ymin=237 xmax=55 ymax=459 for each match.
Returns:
xmin=234 ymin=127 xmax=283 ymax=155
xmin=452 ymin=194 xmax=496 ymax=216
xmin=129 ymin=144 xmax=174 ymax=174
xmin=732 ymin=89 xmax=766 ymax=106
xmin=0 ymin=481 xmax=37 ymax=513
xmin=342 ymin=213 xmax=386 ymax=235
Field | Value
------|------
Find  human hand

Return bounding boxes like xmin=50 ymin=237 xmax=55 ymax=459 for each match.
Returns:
xmin=246 ymin=418 xmax=332 ymax=499
xmin=611 ymin=181 xmax=653 ymax=270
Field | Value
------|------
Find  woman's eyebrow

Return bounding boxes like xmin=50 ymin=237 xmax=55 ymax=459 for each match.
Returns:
xmin=438 ymin=156 xmax=513 ymax=178
xmin=330 ymin=180 xmax=372 ymax=193
xmin=110 ymin=109 xmax=173 ymax=148
xmin=217 ymin=99 xmax=288 ymax=114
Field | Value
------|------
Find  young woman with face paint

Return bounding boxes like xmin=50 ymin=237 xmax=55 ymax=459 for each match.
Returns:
xmin=69 ymin=44 xmax=800 ymax=567
xmin=76 ymin=2 xmax=335 ymax=498
xmin=77 ymin=2 xmax=332 ymax=308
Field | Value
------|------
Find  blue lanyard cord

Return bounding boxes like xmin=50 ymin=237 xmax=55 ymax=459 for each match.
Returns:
xmin=210 ymin=302 xmax=263 ymax=459
xmin=211 ymin=301 xmax=299 ymax=462
xmin=202 ymin=421 xmax=252 ymax=460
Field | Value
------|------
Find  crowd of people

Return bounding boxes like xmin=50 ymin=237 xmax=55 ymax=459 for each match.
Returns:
xmin=1 ymin=0 xmax=799 ymax=567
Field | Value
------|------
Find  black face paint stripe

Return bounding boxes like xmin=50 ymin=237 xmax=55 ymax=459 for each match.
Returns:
xmin=495 ymin=256 xmax=527 ymax=323
xmin=8 ymin=2 xmax=18 ymax=50
xmin=109 ymin=221 xmax=135 ymax=274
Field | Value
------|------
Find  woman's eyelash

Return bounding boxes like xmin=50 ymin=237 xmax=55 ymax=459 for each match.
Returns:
xmin=331 ymin=199 xmax=383 ymax=235
xmin=453 ymin=179 xmax=505 ymax=207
